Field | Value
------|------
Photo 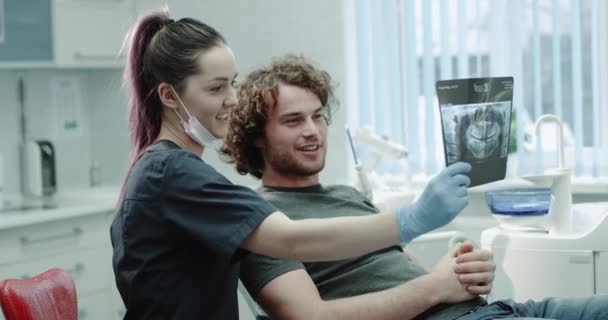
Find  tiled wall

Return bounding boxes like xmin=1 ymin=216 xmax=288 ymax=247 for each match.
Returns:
xmin=0 ymin=69 xmax=129 ymax=195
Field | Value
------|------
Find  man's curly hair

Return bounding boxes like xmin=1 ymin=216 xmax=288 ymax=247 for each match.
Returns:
xmin=220 ymin=54 xmax=337 ymax=179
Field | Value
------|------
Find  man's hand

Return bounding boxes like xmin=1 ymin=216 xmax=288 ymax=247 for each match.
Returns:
xmin=430 ymin=244 xmax=477 ymax=304
xmin=453 ymin=242 xmax=495 ymax=295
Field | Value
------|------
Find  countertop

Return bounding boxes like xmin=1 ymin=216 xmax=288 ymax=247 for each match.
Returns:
xmin=0 ymin=186 xmax=120 ymax=230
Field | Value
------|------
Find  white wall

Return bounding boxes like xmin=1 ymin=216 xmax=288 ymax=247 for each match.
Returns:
xmin=0 ymin=71 xmax=23 ymax=194
xmin=171 ymin=0 xmax=351 ymax=187
xmin=87 ymin=70 xmax=130 ymax=187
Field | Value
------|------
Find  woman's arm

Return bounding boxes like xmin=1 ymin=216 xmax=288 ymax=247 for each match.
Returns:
xmin=242 ymin=162 xmax=472 ymax=262
xmin=241 ymin=210 xmax=400 ymax=261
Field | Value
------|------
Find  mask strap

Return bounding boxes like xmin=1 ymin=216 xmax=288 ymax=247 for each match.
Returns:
xmin=173 ymin=109 xmax=187 ymax=124
xmin=169 ymin=85 xmax=193 ymax=121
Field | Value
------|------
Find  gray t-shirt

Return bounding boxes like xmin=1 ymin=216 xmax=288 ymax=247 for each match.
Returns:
xmin=239 ymin=184 xmax=485 ymax=320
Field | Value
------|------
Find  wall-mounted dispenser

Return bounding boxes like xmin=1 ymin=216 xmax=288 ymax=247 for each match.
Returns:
xmin=24 ymin=140 xmax=57 ymax=197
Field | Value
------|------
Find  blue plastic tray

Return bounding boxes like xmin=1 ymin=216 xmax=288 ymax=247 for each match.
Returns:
xmin=485 ymin=188 xmax=551 ymax=216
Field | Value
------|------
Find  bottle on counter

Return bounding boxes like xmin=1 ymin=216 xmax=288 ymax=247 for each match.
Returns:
xmin=89 ymin=161 xmax=101 ymax=187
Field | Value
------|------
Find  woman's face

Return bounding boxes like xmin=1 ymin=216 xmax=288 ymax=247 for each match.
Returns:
xmin=178 ymin=45 xmax=238 ymax=139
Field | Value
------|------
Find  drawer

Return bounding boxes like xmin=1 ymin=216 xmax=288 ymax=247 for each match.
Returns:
xmin=0 ymin=212 xmax=111 ymax=265
xmin=0 ymin=246 xmax=114 ymax=295
xmin=78 ymin=290 xmax=114 ymax=320
xmin=597 ymin=251 xmax=608 ymax=295
xmin=0 ymin=289 xmax=114 ymax=320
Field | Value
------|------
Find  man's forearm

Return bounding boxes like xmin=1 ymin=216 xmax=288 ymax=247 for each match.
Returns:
xmin=314 ymin=274 xmax=443 ymax=320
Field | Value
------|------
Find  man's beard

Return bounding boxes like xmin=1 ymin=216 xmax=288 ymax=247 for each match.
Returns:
xmin=265 ymin=145 xmax=325 ymax=177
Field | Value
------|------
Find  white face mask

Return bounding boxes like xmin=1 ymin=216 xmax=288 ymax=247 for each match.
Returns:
xmin=170 ymin=86 xmax=222 ymax=148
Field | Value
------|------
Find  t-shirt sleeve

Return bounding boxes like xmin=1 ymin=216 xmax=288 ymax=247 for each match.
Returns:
xmin=239 ymin=251 xmax=305 ymax=299
xmin=161 ymin=151 xmax=277 ymax=260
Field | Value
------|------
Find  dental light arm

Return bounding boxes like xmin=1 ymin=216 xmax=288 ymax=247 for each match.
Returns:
xmin=346 ymin=127 xmax=414 ymax=208
xmin=354 ymin=127 xmax=408 ymax=160
xmin=352 ymin=127 xmax=411 ymax=181
xmin=346 ymin=127 xmax=374 ymax=201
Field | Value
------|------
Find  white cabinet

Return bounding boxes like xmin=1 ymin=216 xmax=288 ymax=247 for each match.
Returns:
xmin=111 ymin=284 xmax=128 ymax=319
xmin=488 ymin=248 xmax=595 ymax=302
xmin=52 ymin=0 xmax=134 ymax=67
xmin=0 ymin=0 xmax=171 ymax=68
xmin=0 ymin=0 xmax=53 ymax=62
xmin=79 ymin=290 xmax=116 ymax=320
xmin=0 ymin=210 xmax=122 ymax=320
xmin=597 ymin=251 xmax=608 ymax=295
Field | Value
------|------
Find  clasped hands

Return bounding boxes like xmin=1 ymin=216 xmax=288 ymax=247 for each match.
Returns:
xmin=432 ymin=241 xmax=496 ymax=304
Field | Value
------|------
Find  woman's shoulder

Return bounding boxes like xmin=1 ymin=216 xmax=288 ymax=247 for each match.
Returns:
xmin=164 ymin=149 xmax=215 ymax=174
xmin=141 ymin=141 xmax=210 ymax=171
xmin=161 ymin=150 xmax=233 ymax=189
xmin=130 ymin=147 xmax=213 ymax=184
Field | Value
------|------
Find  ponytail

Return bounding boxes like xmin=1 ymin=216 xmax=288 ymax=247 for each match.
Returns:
xmin=119 ymin=9 xmax=170 ymax=206
xmin=124 ymin=9 xmax=170 ymax=164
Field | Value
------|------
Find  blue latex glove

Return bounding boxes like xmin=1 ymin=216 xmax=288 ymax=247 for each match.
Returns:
xmin=397 ymin=162 xmax=472 ymax=243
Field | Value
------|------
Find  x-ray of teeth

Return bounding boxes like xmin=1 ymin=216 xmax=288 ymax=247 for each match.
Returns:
xmin=436 ymin=77 xmax=513 ymax=187
xmin=442 ymin=102 xmax=511 ymax=164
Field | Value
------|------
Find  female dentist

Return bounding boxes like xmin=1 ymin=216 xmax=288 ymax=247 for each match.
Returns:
xmin=110 ymin=9 xmax=472 ymax=319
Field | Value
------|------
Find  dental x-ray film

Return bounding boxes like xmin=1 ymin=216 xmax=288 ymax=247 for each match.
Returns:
xmin=436 ymin=77 xmax=514 ymax=187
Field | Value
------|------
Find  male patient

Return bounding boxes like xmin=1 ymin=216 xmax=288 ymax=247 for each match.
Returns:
xmin=221 ymin=55 xmax=608 ymax=319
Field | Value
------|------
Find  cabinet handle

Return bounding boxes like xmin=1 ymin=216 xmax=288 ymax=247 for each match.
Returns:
xmin=73 ymin=52 xmax=126 ymax=60
xmin=19 ymin=227 xmax=83 ymax=246
xmin=20 ymin=263 xmax=84 ymax=280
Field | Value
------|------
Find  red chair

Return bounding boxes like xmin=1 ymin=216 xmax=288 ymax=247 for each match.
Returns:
xmin=0 ymin=268 xmax=78 ymax=320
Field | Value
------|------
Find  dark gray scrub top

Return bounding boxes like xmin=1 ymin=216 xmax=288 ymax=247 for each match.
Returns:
xmin=111 ymin=140 xmax=276 ymax=319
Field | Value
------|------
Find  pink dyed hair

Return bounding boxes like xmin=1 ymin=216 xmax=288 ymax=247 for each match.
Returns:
xmin=124 ymin=10 xmax=170 ymax=163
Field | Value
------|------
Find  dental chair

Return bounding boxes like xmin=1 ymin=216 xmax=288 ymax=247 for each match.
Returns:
xmin=0 ymin=268 xmax=78 ymax=320
xmin=238 ymin=231 xmax=471 ymax=320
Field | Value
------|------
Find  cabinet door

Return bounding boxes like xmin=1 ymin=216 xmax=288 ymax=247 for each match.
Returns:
xmin=78 ymin=290 xmax=114 ymax=320
xmin=111 ymin=284 xmax=127 ymax=320
xmin=488 ymin=248 xmax=595 ymax=302
xmin=0 ymin=0 xmax=53 ymax=61
xmin=597 ymin=251 xmax=608 ymax=295
xmin=52 ymin=0 xmax=133 ymax=67
xmin=0 ymin=246 xmax=113 ymax=296
xmin=0 ymin=213 xmax=108 ymax=264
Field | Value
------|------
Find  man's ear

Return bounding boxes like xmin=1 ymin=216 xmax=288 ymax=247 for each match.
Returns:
xmin=158 ymin=83 xmax=180 ymax=110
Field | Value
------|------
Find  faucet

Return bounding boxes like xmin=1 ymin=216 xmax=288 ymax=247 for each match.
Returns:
xmin=524 ymin=114 xmax=572 ymax=235
xmin=534 ymin=114 xmax=565 ymax=170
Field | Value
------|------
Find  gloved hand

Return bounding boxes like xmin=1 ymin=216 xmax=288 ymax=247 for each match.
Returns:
xmin=396 ymin=162 xmax=472 ymax=243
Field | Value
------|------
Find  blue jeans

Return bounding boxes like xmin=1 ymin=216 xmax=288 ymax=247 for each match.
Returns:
xmin=455 ymin=295 xmax=608 ymax=319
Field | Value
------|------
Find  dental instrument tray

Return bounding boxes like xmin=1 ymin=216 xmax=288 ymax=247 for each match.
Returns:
xmin=485 ymin=188 xmax=551 ymax=216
